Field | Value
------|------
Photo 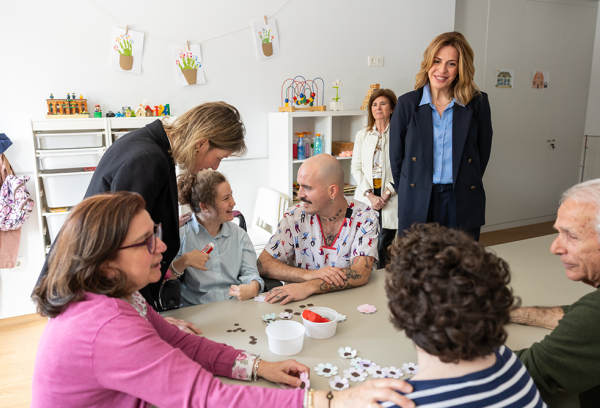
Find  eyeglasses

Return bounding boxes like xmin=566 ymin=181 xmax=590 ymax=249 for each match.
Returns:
xmin=119 ymin=223 xmax=162 ymax=254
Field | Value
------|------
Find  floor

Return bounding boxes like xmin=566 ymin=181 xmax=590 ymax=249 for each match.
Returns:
xmin=0 ymin=221 xmax=563 ymax=408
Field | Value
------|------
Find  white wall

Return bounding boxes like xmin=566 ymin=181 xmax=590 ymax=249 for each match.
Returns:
xmin=585 ymin=4 xmax=600 ymax=136
xmin=0 ymin=0 xmax=455 ymax=318
xmin=456 ymin=0 xmax=598 ymax=232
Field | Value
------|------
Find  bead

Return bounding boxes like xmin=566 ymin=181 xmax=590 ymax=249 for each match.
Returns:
xmin=310 ymin=102 xmax=314 ymax=106
xmin=311 ymin=93 xmax=315 ymax=97
xmin=293 ymin=96 xmax=297 ymax=100
xmin=285 ymin=98 xmax=289 ymax=103
xmin=300 ymin=93 xmax=304 ymax=98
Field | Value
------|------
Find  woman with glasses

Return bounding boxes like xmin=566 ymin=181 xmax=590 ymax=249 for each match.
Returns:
xmin=32 ymin=192 xmax=414 ymax=408
xmin=170 ymin=171 xmax=264 ymax=306
xmin=36 ymin=102 xmax=247 ymax=323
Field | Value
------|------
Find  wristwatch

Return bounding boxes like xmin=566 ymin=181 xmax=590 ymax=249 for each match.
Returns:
xmin=365 ymin=189 xmax=373 ymax=197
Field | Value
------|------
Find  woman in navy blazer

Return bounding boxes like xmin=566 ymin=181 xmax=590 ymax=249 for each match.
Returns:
xmin=390 ymin=32 xmax=492 ymax=241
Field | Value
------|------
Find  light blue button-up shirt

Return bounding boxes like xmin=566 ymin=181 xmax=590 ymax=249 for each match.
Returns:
xmin=420 ymin=83 xmax=463 ymax=184
xmin=175 ymin=216 xmax=264 ymax=307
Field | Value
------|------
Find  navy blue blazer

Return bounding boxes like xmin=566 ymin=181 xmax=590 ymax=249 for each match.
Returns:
xmin=389 ymin=87 xmax=493 ymax=231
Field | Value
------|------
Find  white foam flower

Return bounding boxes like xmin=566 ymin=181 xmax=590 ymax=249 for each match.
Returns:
xmin=402 ymin=362 xmax=419 ymax=375
xmin=350 ymin=357 xmax=364 ymax=369
xmin=382 ymin=367 xmax=403 ymax=379
xmin=261 ymin=313 xmax=277 ymax=324
xmin=337 ymin=314 xmax=347 ymax=322
xmin=279 ymin=312 xmax=293 ymax=320
xmin=366 ymin=365 xmax=386 ymax=378
xmin=356 ymin=359 xmax=376 ymax=370
xmin=343 ymin=367 xmax=368 ymax=382
xmin=254 ymin=295 xmax=266 ymax=302
xmin=328 ymin=375 xmax=349 ymax=390
xmin=337 ymin=347 xmax=357 ymax=359
xmin=315 ymin=363 xmax=338 ymax=378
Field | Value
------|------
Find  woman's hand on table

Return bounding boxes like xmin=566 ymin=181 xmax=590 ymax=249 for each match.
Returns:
xmin=163 ymin=316 xmax=203 ymax=335
xmin=229 ymin=281 xmax=260 ymax=301
xmin=179 ymin=212 xmax=193 ymax=227
xmin=315 ymin=379 xmax=415 ymax=408
xmin=257 ymin=359 xmax=309 ymax=388
xmin=368 ymin=194 xmax=386 ymax=211
xmin=181 ymin=250 xmax=210 ymax=271
xmin=264 ymin=283 xmax=311 ymax=305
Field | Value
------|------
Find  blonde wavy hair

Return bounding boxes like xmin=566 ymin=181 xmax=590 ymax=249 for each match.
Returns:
xmin=162 ymin=102 xmax=247 ymax=173
xmin=415 ymin=32 xmax=480 ymax=106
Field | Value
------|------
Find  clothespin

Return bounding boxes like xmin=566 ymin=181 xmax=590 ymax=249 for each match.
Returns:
xmin=186 ymin=41 xmax=190 ymax=51
xmin=263 ymin=15 xmax=268 ymax=25
xmin=125 ymin=25 xmax=129 ymax=35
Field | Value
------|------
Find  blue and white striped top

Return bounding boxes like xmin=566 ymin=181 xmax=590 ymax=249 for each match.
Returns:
xmin=381 ymin=346 xmax=547 ymax=408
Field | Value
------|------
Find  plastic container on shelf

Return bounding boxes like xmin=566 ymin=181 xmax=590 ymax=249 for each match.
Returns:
xmin=304 ymin=133 xmax=311 ymax=158
xmin=265 ymin=320 xmax=305 ymax=356
xmin=293 ymin=133 xmax=301 ymax=159
xmin=40 ymin=170 xmax=95 ymax=208
xmin=45 ymin=211 xmax=70 ymax=243
xmin=314 ymin=134 xmax=323 ymax=155
xmin=36 ymin=132 xmax=104 ymax=150
xmin=37 ymin=148 xmax=105 ymax=171
xmin=297 ymin=133 xmax=305 ymax=160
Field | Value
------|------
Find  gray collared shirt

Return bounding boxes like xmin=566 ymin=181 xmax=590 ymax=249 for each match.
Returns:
xmin=175 ymin=216 xmax=264 ymax=306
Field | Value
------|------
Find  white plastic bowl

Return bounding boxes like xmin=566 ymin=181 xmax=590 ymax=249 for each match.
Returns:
xmin=301 ymin=307 xmax=338 ymax=339
xmin=265 ymin=320 xmax=305 ymax=356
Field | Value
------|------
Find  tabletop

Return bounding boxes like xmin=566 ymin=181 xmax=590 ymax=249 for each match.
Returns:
xmin=161 ymin=267 xmax=560 ymax=394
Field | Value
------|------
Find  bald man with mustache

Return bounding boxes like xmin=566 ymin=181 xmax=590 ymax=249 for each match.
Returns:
xmin=258 ymin=154 xmax=380 ymax=305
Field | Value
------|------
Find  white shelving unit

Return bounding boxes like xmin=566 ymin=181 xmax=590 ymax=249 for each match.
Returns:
xmin=31 ymin=117 xmax=165 ymax=255
xmin=268 ymin=110 xmax=367 ymax=203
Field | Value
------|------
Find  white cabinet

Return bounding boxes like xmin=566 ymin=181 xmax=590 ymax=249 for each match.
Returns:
xmin=268 ymin=110 xmax=367 ymax=203
xmin=31 ymin=117 xmax=164 ymax=254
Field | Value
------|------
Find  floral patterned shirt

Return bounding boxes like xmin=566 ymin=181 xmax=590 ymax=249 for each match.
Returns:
xmin=370 ymin=124 xmax=389 ymax=180
xmin=127 ymin=291 xmax=256 ymax=381
xmin=265 ymin=199 xmax=380 ymax=268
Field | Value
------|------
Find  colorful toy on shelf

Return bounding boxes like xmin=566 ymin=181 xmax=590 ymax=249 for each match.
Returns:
xmin=280 ymin=76 xmax=326 ymax=112
xmin=72 ymin=93 xmax=76 ymax=100
xmin=135 ymin=104 xmax=154 ymax=117
xmin=361 ymin=84 xmax=380 ymax=110
xmin=66 ymin=94 xmax=70 ymax=100
xmin=114 ymin=112 xmax=124 ymax=117
xmin=106 ymin=111 xmax=115 ymax=117
xmin=80 ymin=94 xmax=84 ymax=99
xmin=94 ymin=104 xmax=102 ymax=118
xmin=46 ymin=95 xmax=89 ymax=119
xmin=153 ymin=104 xmax=171 ymax=116
xmin=330 ymin=79 xmax=343 ymax=111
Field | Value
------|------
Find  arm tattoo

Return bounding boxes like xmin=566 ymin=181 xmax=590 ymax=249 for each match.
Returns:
xmin=319 ymin=264 xmax=362 ymax=292
xmin=257 ymin=259 xmax=270 ymax=279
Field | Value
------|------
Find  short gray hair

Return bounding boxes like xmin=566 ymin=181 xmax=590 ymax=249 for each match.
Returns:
xmin=561 ymin=179 xmax=600 ymax=240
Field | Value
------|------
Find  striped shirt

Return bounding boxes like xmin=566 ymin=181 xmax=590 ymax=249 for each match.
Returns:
xmin=381 ymin=346 xmax=547 ymax=408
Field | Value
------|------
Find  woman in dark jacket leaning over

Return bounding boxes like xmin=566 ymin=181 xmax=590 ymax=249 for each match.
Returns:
xmin=390 ymin=31 xmax=493 ymax=241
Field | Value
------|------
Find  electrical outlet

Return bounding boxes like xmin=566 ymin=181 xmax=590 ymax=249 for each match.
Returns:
xmin=368 ymin=56 xmax=384 ymax=67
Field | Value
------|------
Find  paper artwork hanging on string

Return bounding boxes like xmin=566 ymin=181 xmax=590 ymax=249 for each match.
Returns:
xmin=252 ymin=19 xmax=281 ymax=60
xmin=495 ymin=69 xmax=514 ymax=89
xmin=531 ymin=71 xmax=550 ymax=90
xmin=172 ymin=44 xmax=207 ymax=86
xmin=111 ymin=27 xmax=144 ymax=74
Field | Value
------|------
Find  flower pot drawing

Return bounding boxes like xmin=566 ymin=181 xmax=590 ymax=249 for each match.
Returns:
xmin=182 ymin=69 xmax=197 ymax=85
xmin=262 ymin=42 xmax=273 ymax=57
xmin=119 ymin=55 xmax=133 ymax=70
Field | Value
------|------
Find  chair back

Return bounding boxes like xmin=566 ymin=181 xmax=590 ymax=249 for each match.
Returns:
xmin=251 ymin=187 xmax=288 ymax=234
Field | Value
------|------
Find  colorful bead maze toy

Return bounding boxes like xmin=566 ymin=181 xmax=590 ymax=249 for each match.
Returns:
xmin=280 ymin=76 xmax=326 ymax=112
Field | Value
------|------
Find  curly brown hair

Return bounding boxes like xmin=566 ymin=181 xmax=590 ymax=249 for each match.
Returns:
xmin=385 ymin=224 xmax=518 ymax=363
xmin=177 ymin=170 xmax=227 ymax=213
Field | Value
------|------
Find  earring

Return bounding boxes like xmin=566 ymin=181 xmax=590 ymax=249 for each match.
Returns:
xmin=195 ymin=149 xmax=199 ymax=154
xmin=331 ymin=197 xmax=335 ymax=202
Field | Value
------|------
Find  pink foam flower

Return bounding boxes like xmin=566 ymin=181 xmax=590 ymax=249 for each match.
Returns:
xmin=357 ymin=304 xmax=377 ymax=314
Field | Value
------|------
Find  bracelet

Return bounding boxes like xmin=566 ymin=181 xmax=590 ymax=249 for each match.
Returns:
xmin=253 ymin=355 xmax=261 ymax=382
xmin=326 ymin=391 xmax=334 ymax=407
xmin=307 ymin=389 xmax=315 ymax=408
xmin=170 ymin=262 xmax=183 ymax=278
xmin=364 ymin=189 xmax=373 ymax=197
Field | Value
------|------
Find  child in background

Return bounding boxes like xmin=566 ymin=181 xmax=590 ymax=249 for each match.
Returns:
xmin=170 ymin=171 xmax=264 ymax=306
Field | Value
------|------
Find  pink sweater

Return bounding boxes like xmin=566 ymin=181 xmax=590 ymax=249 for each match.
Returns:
xmin=32 ymin=292 xmax=304 ymax=407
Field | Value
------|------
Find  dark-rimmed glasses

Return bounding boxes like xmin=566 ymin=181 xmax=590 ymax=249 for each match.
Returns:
xmin=118 ymin=223 xmax=162 ymax=254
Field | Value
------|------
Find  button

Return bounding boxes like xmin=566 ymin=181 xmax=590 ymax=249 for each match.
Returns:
xmin=410 ymin=183 xmax=416 ymax=188
xmin=468 ymin=158 xmax=472 ymax=163
xmin=438 ymin=152 xmax=442 ymax=155
xmin=412 ymin=157 xmax=417 ymax=162
xmin=471 ymin=186 xmax=475 ymax=189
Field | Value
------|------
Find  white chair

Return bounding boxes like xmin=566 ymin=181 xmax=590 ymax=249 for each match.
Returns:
xmin=247 ymin=187 xmax=289 ymax=255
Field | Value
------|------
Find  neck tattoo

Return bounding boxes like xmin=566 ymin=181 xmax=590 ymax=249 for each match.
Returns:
xmin=324 ymin=208 xmax=342 ymax=222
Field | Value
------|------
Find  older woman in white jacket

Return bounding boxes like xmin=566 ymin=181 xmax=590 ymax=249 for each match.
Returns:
xmin=351 ymin=89 xmax=398 ymax=268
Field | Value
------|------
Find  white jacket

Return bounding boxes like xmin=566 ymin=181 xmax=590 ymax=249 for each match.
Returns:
xmin=351 ymin=126 xmax=398 ymax=230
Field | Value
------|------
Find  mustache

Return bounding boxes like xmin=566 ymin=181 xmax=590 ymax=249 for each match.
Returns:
xmin=300 ymin=198 xmax=312 ymax=204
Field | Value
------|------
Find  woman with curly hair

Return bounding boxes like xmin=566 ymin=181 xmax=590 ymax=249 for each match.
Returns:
xmin=383 ymin=223 xmax=546 ymax=407
xmin=389 ymin=32 xmax=493 ymax=241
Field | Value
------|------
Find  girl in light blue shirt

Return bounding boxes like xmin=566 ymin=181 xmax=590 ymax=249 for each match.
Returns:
xmin=171 ymin=171 xmax=264 ymax=306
